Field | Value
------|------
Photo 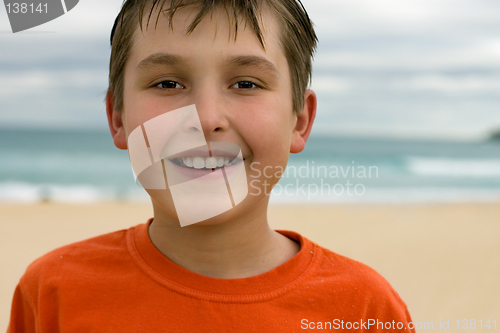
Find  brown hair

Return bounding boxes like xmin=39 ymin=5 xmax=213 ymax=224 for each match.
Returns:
xmin=108 ymin=0 xmax=317 ymax=114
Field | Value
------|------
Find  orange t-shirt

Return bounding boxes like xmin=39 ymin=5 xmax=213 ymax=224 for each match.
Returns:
xmin=8 ymin=219 xmax=415 ymax=332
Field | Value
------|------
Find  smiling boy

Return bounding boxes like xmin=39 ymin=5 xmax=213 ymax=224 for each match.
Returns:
xmin=8 ymin=1 xmax=415 ymax=332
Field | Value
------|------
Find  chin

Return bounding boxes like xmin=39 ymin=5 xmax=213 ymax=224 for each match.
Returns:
xmin=148 ymin=177 xmax=272 ymax=227
xmin=182 ymin=193 xmax=270 ymax=228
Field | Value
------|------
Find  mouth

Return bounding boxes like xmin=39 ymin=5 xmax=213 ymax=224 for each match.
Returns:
xmin=169 ymin=156 xmax=242 ymax=171
xmin=163 ymin=142 xmax=244 ymax=172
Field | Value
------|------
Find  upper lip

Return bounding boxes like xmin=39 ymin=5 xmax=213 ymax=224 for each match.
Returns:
xmin=165 ymin=144 xmax=242 ymax=160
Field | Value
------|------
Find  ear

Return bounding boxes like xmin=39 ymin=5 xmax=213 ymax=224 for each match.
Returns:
xmin=290 ymin=89 xmax=317 ymax=154
xmin=105 ymin=91 xmax=128 ymax=150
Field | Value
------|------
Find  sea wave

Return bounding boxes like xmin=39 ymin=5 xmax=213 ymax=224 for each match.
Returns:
xmin=269 ymin=187 xmax=500 ymax=204
xmin=406 ymin=156 xmax=500 ymax=177
xmin=1 ymin=181 xmax=499 ymax=204
xmin=0 ymin=181 xmax=149 ymax=204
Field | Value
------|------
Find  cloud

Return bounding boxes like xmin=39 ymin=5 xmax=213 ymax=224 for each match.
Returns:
xmin=0 ymin=69 xmax=106 ymax=97
xmin=0 ymin=68 xmax=108 ymax=129
xmin=402 ymin=75 xmax=500 ymax=93
xmin=314 ymin=41 xmax=500 ymax=72
xmin=304 ymin=0 xmax=500 ymax=38
xmin=1 ymin=0 xmax=499 ymax=139
xmin=311 ymin=77 xmax=350 ymax=93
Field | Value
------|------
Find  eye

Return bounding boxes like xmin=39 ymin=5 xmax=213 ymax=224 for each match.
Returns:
xmin=230 ymin=81 xmax=261 ymax=89
xmin=155 ymin=80 xmax=184 ymax=89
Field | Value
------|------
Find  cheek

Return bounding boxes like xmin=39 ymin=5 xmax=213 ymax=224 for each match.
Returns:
xmin=239 ymin=102 xmax=293 ymax=164
xmin=122 ymin=96 xmax=170 ymax=138
xmin=252 ymin=116 xmax=293 ymax=157
xmin=245 ymin=123 xmax=292 ymax=185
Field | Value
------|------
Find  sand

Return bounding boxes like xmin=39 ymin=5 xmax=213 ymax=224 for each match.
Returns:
xmin=1 ymin=202 xmax=499 ymax=331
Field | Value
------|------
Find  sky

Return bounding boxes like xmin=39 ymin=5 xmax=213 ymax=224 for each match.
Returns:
xmin=0 ymin=0 xmax=499 ymax=140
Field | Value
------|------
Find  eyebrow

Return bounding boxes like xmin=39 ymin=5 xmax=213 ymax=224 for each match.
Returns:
xmin=225 ymin=55 xmax=279 ymax=77
xmin=136 ymin=53 xmax=279 ymax=77
xmin=136 ymin=53 xmax=184 ymax=73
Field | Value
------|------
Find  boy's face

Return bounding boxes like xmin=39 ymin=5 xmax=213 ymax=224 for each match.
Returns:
xmin=108 ymin=5 xmax=315 ymax=225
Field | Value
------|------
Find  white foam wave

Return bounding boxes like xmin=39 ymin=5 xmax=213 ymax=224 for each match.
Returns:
xmin=270 ymin=187 xmax=500 ymax=205
xmin=2 ymin=181 xmax=499 ymax=205
xmin=0 ymin=182 xmax=149 ymax=203
xmin=406 ymin=156 xmax=500 ymax=177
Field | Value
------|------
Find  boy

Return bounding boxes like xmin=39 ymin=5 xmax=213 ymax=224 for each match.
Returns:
xmin=8 ymin=0 xmax=415 ymax=331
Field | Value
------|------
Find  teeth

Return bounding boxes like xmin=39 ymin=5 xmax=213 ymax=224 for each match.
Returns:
xmin=179 ymin=156 xmax=236 ymax=168
xmin=192 ymin=157 xmax=205 ymax=169
xmin=206 ymin=157 xmax=217 ymax=169
xmin=182 ymin=157 xmax=193 ymax=167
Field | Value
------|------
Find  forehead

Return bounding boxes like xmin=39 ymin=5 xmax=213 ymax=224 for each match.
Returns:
xmin=126 ymin=5 xmax=286 ymax=71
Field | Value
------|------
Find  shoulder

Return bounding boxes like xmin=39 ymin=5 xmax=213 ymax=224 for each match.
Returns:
xmin=281 ymin=230 xmax=398 ymax=296
xmin=12 ymin=224 xmax=146 ymax=324
xmin=285 ymin=230 xmax=397 ymax=295
xmin=288 ymin=232 xmax=411 ymax=318
xmin=319 ymin=245 xmax=396 ymax=293
xmin=20 ymin=225 xmax=136 ymax=292
xmin=313 ymin=242 xmax=411 ymax=316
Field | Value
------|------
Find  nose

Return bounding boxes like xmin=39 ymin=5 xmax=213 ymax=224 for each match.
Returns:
xmin=192 ymin=86 xmax=229 ymax=139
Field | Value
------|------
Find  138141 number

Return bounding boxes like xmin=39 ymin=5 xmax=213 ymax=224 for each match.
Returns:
xmin=456 ymin=319 xmax=497 ymax=329
xmin=6 ymin=3 xmax=48 ymax=14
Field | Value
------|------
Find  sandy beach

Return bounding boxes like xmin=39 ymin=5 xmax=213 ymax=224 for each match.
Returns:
xmin=1 ymin=202 xmax=499 ymax=331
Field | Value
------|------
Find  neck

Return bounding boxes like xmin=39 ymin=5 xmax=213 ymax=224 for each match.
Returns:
xmin=148 ymin=198 xmax=300 ymax=279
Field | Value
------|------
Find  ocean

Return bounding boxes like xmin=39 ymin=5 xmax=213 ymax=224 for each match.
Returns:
xmin=1 ymin=128 xmax=499 ymax=204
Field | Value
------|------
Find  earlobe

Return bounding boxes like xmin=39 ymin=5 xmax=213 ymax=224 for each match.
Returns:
xmin=105 ymin=91 xmax=128 ymax=150
xmin=290 ymin=89 xmax=317 ymax=154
